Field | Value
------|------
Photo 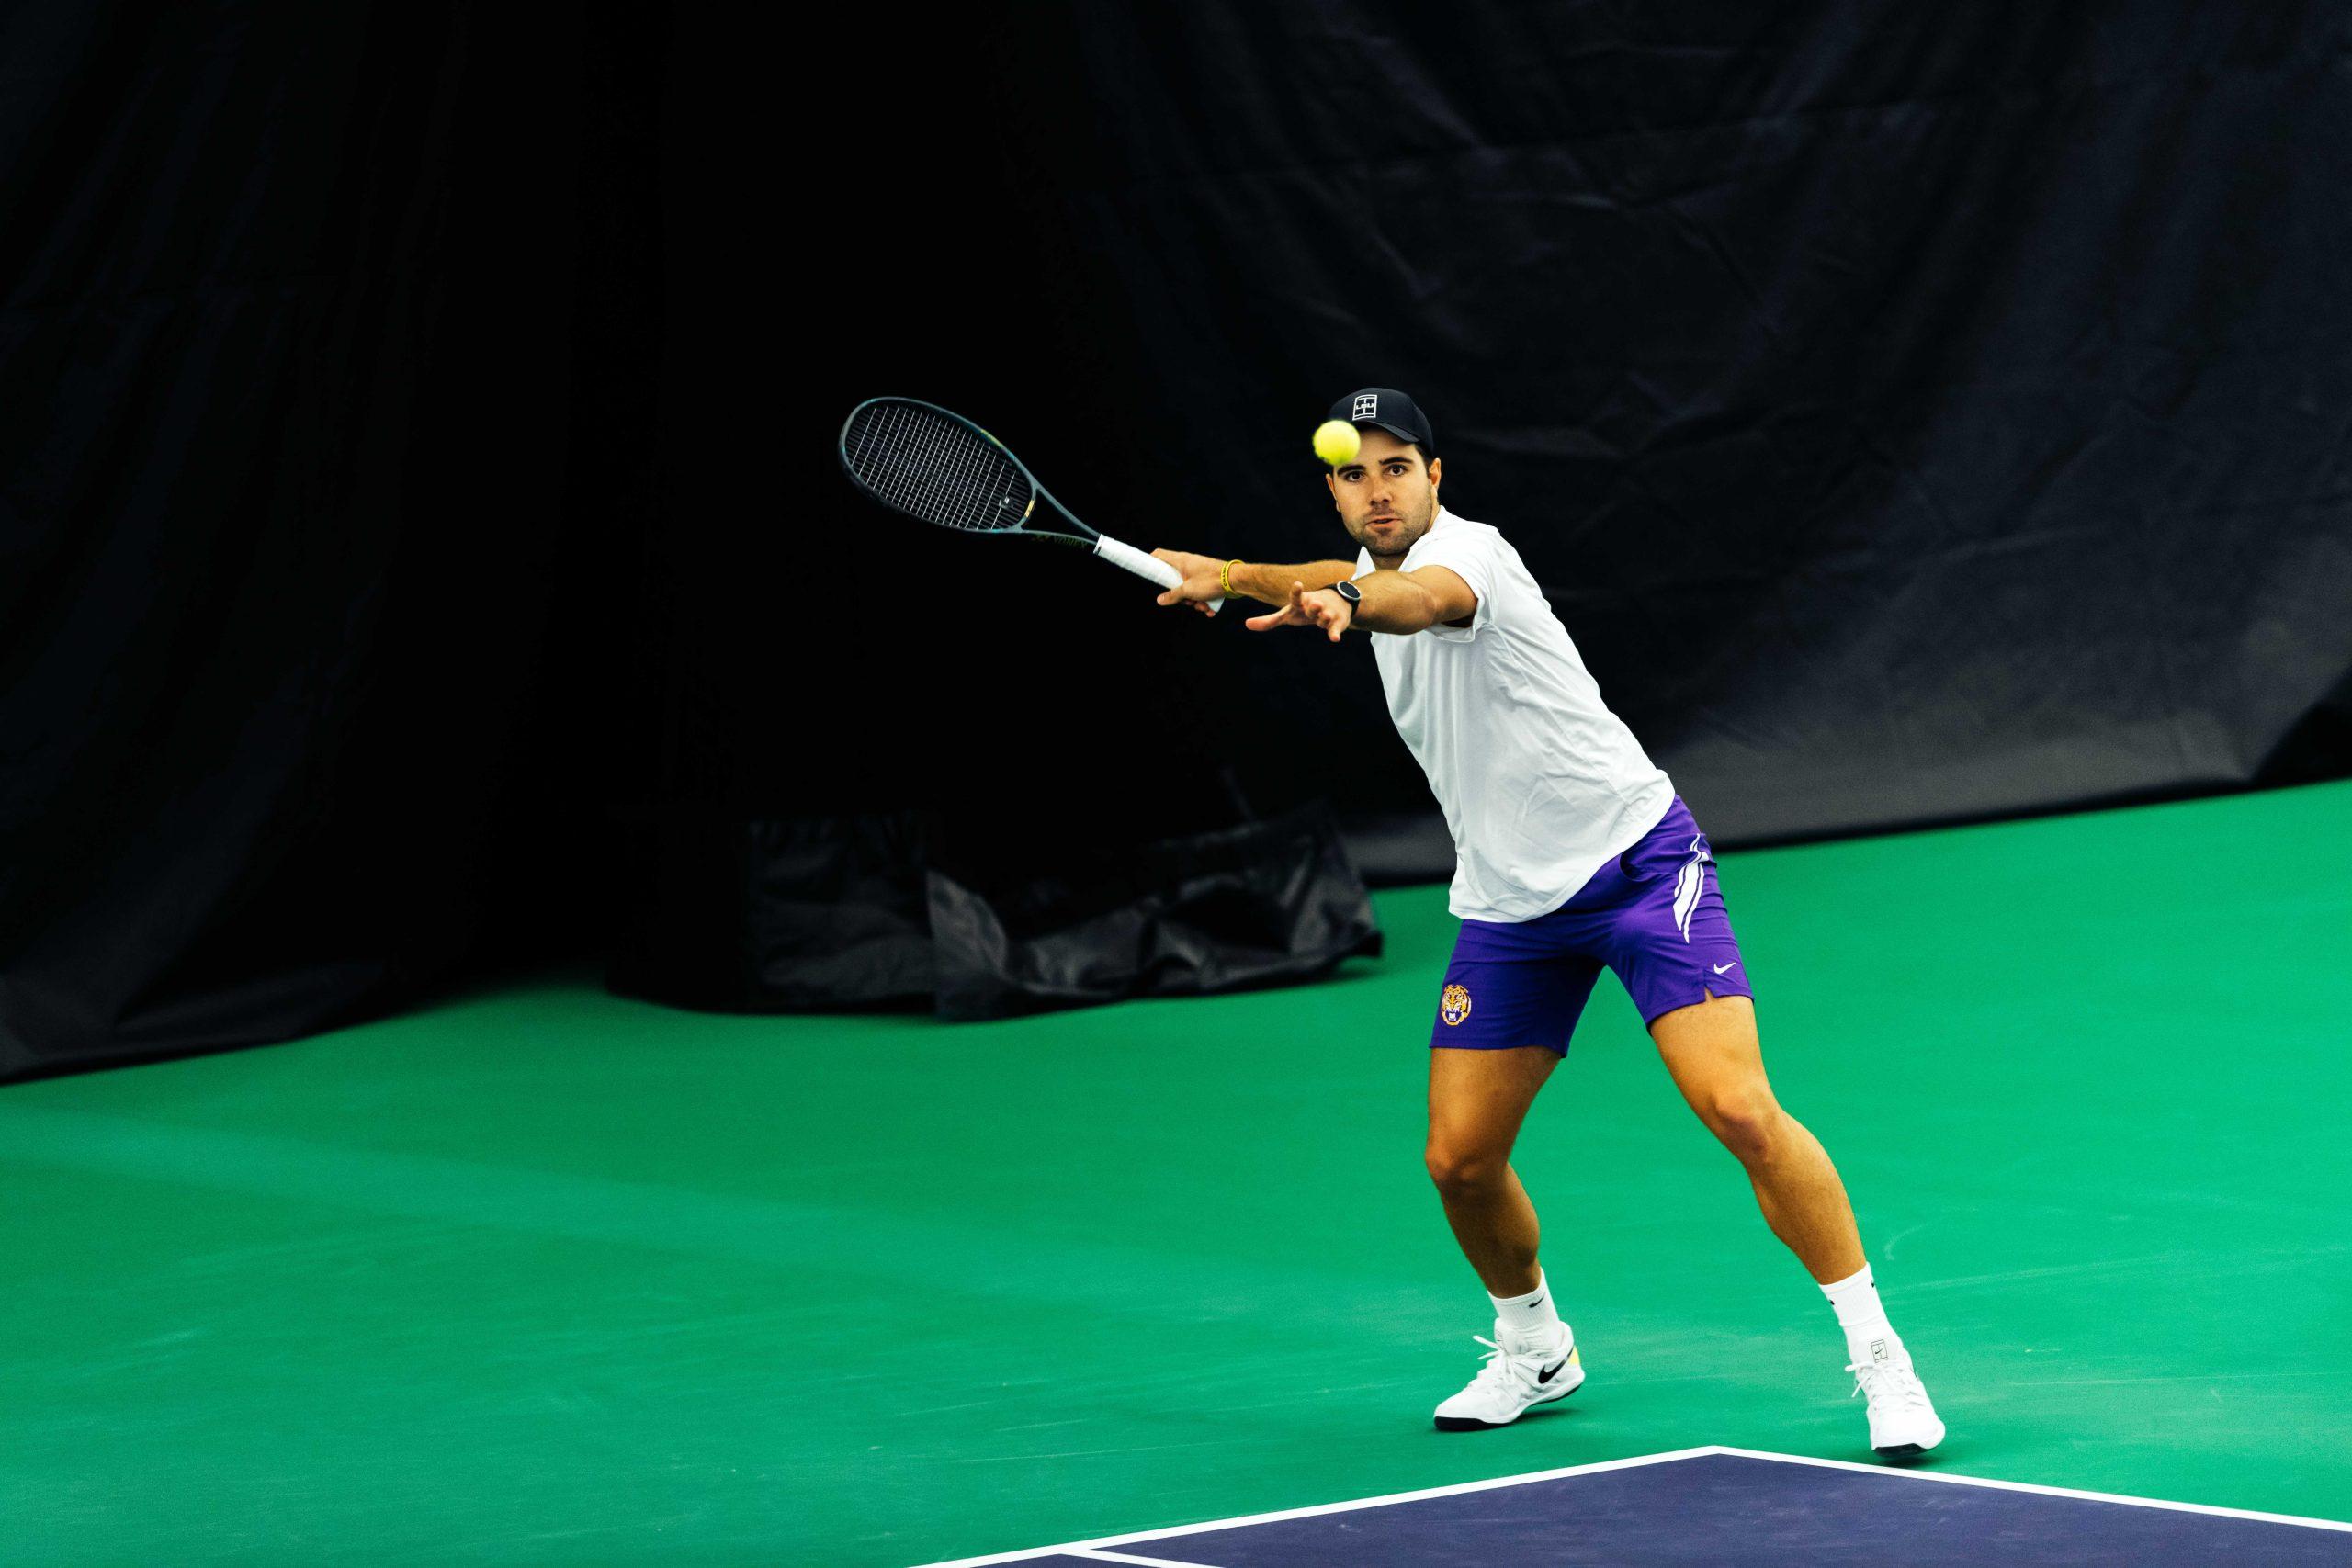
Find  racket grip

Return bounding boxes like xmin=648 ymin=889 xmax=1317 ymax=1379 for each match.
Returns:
xmin=1093 ymin=535 xmax=1223 ymax=613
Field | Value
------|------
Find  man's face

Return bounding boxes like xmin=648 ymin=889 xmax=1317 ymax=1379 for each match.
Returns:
xmin=1326 ymin=427 xmax=1442 ymax=561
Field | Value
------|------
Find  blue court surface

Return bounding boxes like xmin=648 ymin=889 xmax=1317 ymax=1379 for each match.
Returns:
xmin=912 ymin=1448 xmax=2352 ymax=1567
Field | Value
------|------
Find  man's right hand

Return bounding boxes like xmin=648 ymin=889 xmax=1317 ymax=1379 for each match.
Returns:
xmin=1150 ymin=548 xmax=1227 ymax=616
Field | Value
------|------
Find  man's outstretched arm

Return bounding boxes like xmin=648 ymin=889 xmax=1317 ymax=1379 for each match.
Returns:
xmin=1149 ymin=549 xmax=1356 ymax=614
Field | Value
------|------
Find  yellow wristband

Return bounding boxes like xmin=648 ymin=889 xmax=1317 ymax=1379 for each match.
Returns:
xmin=1220 ymin=558 xmax=1240 ymax=596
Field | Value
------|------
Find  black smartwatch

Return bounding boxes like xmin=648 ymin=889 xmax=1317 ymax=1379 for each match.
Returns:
xmin=1330 ymin=578 xmax=1363 ymax=626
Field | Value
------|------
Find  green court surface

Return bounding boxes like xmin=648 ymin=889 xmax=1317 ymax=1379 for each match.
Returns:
xmin=4 ymin=781 xmax=2349 ymax=1567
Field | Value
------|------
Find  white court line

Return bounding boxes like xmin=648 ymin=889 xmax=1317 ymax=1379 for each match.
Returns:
xmin=1712 ymin=1447 xmax=2352 ymax=1533
xmin=1067 ymin=1551 xmax=1223 ymax=1567
xmin=903 ymin=1448 xmax=1719 ymax=1566
xmin=903 ymin=1444 xmax=2352 ymax=1566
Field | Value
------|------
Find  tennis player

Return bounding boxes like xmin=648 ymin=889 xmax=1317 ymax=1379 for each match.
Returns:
xmin=1150 ymin=388 xmax=1943 ymax=1457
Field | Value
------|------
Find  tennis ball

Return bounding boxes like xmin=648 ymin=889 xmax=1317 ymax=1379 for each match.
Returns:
xmin=1313 ymin=419 xmax=1362 ymax=466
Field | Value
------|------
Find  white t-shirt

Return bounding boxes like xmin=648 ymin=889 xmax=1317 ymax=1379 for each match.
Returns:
xmin=1358 ymin=507 xmax=1676 ymax=923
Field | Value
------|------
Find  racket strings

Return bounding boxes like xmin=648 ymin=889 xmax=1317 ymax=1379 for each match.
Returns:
xmin=842 ymin=400 xmax=1034 ymax=532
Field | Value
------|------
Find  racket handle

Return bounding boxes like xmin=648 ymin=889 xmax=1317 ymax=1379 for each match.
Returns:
xmin=1093 ymin=535 xmax=1223 ymax=613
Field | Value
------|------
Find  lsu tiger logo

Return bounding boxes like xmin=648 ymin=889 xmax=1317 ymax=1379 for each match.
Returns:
xmin=1440 ymin=983 xmax=1473 ymax=1026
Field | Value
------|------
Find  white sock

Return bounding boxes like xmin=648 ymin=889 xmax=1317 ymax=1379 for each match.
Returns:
xmin=1489 ymin=1270 xmax=1563 ymax=1344
xmin=1821 ymin=1263 xmax=1902 ymax=1367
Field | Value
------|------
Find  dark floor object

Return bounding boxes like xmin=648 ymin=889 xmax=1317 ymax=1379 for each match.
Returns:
xmin=929 ymin=801 xmax=1383 ymax=1021
xmin=606 ymin=801 xmax=1382 ymax=1019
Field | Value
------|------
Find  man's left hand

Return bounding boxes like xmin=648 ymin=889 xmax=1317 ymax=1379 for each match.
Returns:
xmin=1247 ymin=581 xmax=1353 ymax=642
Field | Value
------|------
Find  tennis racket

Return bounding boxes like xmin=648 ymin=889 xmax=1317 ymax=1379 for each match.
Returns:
xmin=836 ymin=397 xmax=1223 ymax=613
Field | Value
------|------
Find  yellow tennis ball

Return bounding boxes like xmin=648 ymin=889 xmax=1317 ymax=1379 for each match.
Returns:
xmin=1313 ymin=419 xmax=1362 ymax=466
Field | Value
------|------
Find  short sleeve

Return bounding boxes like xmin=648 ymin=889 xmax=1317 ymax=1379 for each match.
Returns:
xmin=1402 ymin=526 xmax=1497 ymax=639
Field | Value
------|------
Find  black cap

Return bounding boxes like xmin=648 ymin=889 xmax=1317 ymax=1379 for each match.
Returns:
xmin=1327 ymin=387 xmax=1435 ymax=457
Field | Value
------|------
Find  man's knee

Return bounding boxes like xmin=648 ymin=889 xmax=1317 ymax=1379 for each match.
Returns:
xmin=1425 ymin=1140 xmax=1510 ymax=1197
xmin=1698 ymin=1090 xmax=1784 ymax=1166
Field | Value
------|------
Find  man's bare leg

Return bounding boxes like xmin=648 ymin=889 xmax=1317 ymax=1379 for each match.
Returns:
xmin=1425 ymin=1044 xmax=1559 ymax=1296
xmin=1424 ymin=1043 xmax=1586 ymax=1430
xmin=1648 ymin=991 xmax=1862 ymax=1281
xmin=1648 ymin=989 xmax=1943 ymax=1454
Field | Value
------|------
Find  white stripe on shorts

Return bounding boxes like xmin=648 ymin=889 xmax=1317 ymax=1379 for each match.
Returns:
xmin=1671 ymin=835 xmax=1709 ymax=942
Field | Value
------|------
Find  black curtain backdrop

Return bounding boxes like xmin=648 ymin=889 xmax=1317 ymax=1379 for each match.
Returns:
xmin=6 ymin=4 xmax=2349 ymax=1077
xmin=0 ymin=7 xmax=663 ymax=1076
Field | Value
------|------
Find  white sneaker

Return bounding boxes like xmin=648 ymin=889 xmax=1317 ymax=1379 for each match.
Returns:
xmin=1849 ymin=1339 xmax=1946 ymax=1457
xmin=1433 ymin=1319 xmax=1584 ymax=1431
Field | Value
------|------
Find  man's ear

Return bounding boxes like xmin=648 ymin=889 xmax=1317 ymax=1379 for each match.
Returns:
xmin=1326 ymin=472 xmax=1339 ymax=508
xmin=1428 ymin=457 xmax=1442 ymax=492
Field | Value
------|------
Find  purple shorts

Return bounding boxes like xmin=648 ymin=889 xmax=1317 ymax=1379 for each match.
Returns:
xmin=1430 ymin=795 xmax=1753 ymax=1053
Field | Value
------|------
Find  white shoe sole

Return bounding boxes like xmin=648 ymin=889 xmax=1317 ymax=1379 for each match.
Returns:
xmin=1871 ymin=1417 xmax=1947 ymax=1459
xmin=1433 ymin=1362 xmax=1586 ymax=1431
